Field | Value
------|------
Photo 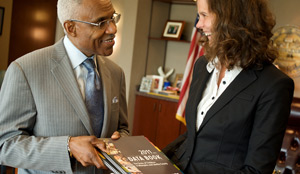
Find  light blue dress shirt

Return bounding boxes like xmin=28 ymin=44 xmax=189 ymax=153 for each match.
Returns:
xmin=63 ymin=35 xmax=98 ymax=100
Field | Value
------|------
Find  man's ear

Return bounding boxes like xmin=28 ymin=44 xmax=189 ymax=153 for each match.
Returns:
xmin=64 ymin=21 xmax=76 ymax=37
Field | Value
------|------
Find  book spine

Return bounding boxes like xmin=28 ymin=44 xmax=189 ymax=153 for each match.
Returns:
xmin=101 ymin=152 xmax=130 ymax=174
xmin=103 ymin=159 xmax=122 ymax=174
xmin=98 ymin=152 xmax=122 ymax=174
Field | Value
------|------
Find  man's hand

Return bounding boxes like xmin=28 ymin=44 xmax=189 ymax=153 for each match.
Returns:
xmin=69 ymin=136 xmax=108 ymax=169
xmin=111 ymin=131 xmax=121 ymax=140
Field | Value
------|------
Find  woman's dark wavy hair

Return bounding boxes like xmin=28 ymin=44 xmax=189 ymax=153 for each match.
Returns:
xmin=204 ymin=0 xmax=278 ymax=69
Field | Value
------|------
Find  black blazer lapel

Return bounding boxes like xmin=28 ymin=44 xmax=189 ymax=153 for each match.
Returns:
xmin=186 ymin=57 xmax=212 ymax=132
xmin=198 ymin=69 xmax=257 ymax=131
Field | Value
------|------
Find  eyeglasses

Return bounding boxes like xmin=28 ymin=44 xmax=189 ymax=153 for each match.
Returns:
xmin=70 ymin=13 xmax=121 ymax=29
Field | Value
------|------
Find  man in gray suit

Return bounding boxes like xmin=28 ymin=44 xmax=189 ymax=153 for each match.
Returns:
xmin=0 ymin=0 xmax=129 ymax=173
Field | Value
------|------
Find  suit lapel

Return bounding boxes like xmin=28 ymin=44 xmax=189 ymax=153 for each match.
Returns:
xmin=96 ymin=56 xmax=111 ymax=137
xmin=187 ymin=58 xmax=212 ymax=133
xmin=198 ymin=69 xmax=257 ymax=131
xmin=50 ymin=40 xmax=93 ymax=135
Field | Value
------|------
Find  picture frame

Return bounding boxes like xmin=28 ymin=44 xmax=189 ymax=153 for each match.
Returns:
xmin=173 ymin=74 xmax=183 ymax=89
xmin=0 ymin=7 xmax=4 ymax=36
xmin=139 ymin=77 xmax=153 ymax=93
xmin=146 ymin=75 xmax=164 ymax=92
xmin=162 ymin=20 xmax=185 ymax=40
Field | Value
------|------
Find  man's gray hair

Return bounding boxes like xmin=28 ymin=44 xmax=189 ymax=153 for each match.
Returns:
xmin=57 ymin=0 xmax=82 ymax=27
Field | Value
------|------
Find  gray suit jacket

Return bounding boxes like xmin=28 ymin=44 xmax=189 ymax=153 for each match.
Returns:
xmin=0 ymin=39 xmax=129 ymax=174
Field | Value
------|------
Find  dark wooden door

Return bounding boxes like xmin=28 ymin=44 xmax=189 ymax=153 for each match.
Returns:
xmin=132 ymin=94 xmax=187 ymax=149
xmin=8 ymin=0 xmax=57 ymax=66
xmin=155 ymin=99 xmax=181 ymax=149
xmin=132 ymin=95 xmax=159 ymax=144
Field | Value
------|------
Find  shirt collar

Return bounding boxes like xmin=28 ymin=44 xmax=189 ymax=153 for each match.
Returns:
xmin=206 ymin=57 xmax=219 ymax=73
xmin=63 ymin=35 xmax=94 ymax=69
xmin=206 ymin=57 xmax=243 ymax=74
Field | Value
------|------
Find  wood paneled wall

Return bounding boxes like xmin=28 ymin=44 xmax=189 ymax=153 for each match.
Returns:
xmin=8 ymin=0 xmax=57 ymax=65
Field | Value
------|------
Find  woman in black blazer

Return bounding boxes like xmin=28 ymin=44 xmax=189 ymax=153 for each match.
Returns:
xmin=163 ymin=0 xmax=294 ymax=173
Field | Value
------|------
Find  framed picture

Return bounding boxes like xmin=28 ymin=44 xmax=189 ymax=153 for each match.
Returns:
xmin=146 ymin=75 xmax=164 ymax=92
xmin=162 ymin=20 xmax=185 ymax=40
xmin=139 ymin=77 xmax=153 ymax=93
xmin=0 ymin=7 xmax=4 ymax=35
xmin=173 ymin=74 xmax=183 ymax=89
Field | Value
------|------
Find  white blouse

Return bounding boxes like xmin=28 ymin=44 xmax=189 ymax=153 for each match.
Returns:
xmin=196 ymin=58 xmax=242 ymax=131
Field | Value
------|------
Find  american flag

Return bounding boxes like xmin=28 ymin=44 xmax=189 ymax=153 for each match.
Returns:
xmin=176 ymin=14 xmax=204 ymax=125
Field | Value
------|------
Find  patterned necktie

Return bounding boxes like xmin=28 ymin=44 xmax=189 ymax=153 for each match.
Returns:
xmin=82 ymin=58 xmax=104 ymax=138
